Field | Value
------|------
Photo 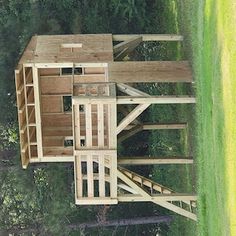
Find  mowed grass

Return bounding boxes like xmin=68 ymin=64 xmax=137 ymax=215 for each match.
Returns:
xmin=176 ymin=0 xmax=236 ymax=235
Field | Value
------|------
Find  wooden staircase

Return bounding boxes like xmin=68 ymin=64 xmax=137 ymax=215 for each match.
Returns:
xmin=118 ymin=167 xmax=197 ymax=221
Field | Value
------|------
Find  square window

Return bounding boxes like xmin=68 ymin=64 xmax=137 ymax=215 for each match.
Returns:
xmin=64 ymin=139 xmax=73 ymax=147
xmin=74 ymin=67 xmax=83 ymax=75
xmin=61 ymin=68 xmax=73 ymax=75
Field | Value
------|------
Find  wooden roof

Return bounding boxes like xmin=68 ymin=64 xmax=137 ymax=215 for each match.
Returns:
xmin=19 ymin=34 xmax=113 ymax=64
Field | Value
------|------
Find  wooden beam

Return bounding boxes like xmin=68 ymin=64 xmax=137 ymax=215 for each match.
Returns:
xmin=118 ymin=158 xmax=193 ymax=165
xmin=75 ymin=198 xmax=118 ymax=205
xmin=116 ymin=104 xmax=150 ymax=134
xmin=126 ymin=123 xmax=187 ymax=130
xmin=117 ymin=96 xmax=196 ymax=104
xmin=113 ymin=34 xmax=183 ymax=42
xmin=99 ymin=155 xmax=106 ymax=197
xmin=87 ymin=154 xmax=94 ymax=197
xmin=72 ymin=96 xmax=196 ymax=105
xmin=118 ymin=184 xmax=138 ymax=194
xmin=118 ymin=194 xmax=197 ymax=202
xmin=33 ymin=66 xmax=43 ymax=159
xmin=30 ymin=156 xmax=74 ymax=162
xmin=113 ymin=37 xmax=142 ymax=54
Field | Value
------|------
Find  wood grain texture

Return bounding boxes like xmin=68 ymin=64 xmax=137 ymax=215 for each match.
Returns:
xmin=108 ymin=61 xmax=193 ymax=82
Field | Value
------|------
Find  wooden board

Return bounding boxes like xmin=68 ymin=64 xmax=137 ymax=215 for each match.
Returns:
xmin=108 ymin=61 xmax=193 ymax=83
xmin=19 ymin=34 xmax=113 ymax=64
xmin=41 ymin=76 xmax=72 ymax=95
xmin=42 ymin=114 xmax=72 ymax=127
xmin=42 ymin=96 xmax=63 ymax=113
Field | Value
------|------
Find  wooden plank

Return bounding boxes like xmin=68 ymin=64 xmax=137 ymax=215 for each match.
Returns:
xmin=108 ymin=61 xmax=193 ymax=83
xmin=43 ymin=127 xmax=72 ymax=136
xmin=108 ymin=102 xmax=117 ymax=148
xmin=118 ymin=158 xmax=194 ymax=165
xmin=35 ymin=156 xmax=74 ymax=162
xmin=41 ymin=96 xmax=63 ymax=113
xmin=125 ymin=123 xmax=187 ymax=130
xmin=74 ymin=150 xmax=116 ymax=155
xmin=39 ymin=68 xmax=60 ymax=76
xmin=74 ymin=74 xmax=106 ymax=83
xmin=99 ymin=155 xmax=106 ymax=197
xmin=43 ymin=147 xmax=73 ymax=156
xmin=74 ymin=105 xmax=81 ymax=149
xmin=118 ymin=194 xmax=197 ymax=202
xmin=117 ymin=104 xmax=150 ymax=134
xmin=113 ymin=34 xmax=183 ymax=41
xmin=41 ymin=76 xmax=72 ymax=95
xmin=75 ymin=156 xmax=83 ymax=198
xmin=75 ymin=198 xmax=118 ymax=205
xmin=84 ymin=67 xmax=105 ymax=74
xmin=113 ymin=36 xmax=142 ymax=54
xmin=85 ymin=104 xmax=92 ymax=147
xmin=34 ymin=66 xmax=44 ymax=160
xmin=97 ymin=104 xmax=104 ymax=147
xmin=87 ymin=154 xmax=94 ymax=197
xmin=110 ymin=152 xmax=117 ymax=199
xmin=42 ymin=114 xmax=72 ymax=127
xmin=117 ymin=96 xmax=196 ymax=104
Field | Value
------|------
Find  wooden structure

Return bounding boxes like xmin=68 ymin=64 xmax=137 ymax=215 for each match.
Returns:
xmin=15 ymin=34 xmax=197 ymax=221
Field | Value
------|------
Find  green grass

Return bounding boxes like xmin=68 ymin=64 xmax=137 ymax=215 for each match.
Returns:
xmin=175 ymin=0 xmax=236 ymax=235
xmin=148 ymin=0 xmax=236 ymax=235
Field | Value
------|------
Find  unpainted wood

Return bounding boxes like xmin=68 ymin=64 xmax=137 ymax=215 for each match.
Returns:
xmin=41 ymin=76 xmax=72 ymax=95
xmin=118 ymin=158 xmax=193 ymax=165
xmin=108 ymin=61 xmax=193 ymax=83
xmin=117 ymin=96 xmax=196 ymax=104
xmin=113 ymin=34 xmax=183 ymax=41
xmin=42 ymin=96 xmax=63 ymax=113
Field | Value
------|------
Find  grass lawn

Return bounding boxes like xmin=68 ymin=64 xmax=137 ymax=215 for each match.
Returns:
xmin=175 ymin=0 xmax=236 ymax=235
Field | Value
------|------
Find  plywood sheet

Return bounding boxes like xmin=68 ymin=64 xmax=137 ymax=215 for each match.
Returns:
xmin=42 ymin=96 xmax=62 ymax=113
xmin=41 ymin=77 xmax=72 ymax=95
xmin=108 ymin=61 xmax=193 ymax=83
xmin=19 ymin=34 xmax=113 ymax=64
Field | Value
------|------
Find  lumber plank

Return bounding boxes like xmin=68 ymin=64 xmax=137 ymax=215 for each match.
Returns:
xmin=117 ymin=96 xmax=196 ymax=104
xmin=116 ymin=104 xmax=150 ymax=134
xmin=87 ymin=154 xmax=94 ymax=197
xmin=85 ymin=104 xmax=92 ymax=147
xmin=97 ymin=104 xmax=104 ymax=147
xmin=99 ymin=155 xmax=106 ymax=197
xmin=113 ymin=34 xmax=183 ymax=41
xmin=108 ymin=61 xmax=193 ymax=83
xmin=118 ymin=158 xmax=194 ymax=165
